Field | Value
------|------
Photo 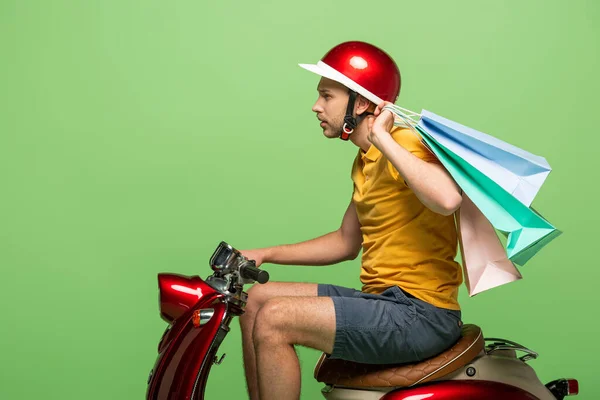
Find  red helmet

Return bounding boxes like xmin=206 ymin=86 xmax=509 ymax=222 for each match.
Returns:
xmin=299 ymin=41 xmax=401 ymax=104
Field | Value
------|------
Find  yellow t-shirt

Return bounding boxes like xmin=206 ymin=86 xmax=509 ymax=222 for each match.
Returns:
xmin=352 ymin=126 xmax=463 ymax=310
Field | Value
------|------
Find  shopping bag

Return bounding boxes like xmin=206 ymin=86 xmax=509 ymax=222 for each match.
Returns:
xmin=416 ymin=124 xmax=561 ymax=265
xmin=457 ymin=194 xmax=522 ymax=296
xmin=418 ymin=110 xmax=551 ymax=207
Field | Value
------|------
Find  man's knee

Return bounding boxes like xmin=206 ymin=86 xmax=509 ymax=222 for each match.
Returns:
xmin=252 ymin=298 xmax=289 ymax=347
xmin=245 ymin=282 xmax=276 ymax=313
xmin=242 ymin=281 xmax=317 ymax=327
xmin=240 ymin=282 xmax=280 ymax=329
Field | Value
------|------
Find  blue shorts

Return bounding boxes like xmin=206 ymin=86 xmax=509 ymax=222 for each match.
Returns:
xmin=318 ymin=283 xmax=462 ymax=364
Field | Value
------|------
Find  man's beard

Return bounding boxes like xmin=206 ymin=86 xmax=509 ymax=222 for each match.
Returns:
xmin=323 ymin=115 xmax=344 ymax=139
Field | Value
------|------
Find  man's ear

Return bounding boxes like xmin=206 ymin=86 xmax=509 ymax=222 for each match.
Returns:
xmin=355 ymin=95 xmax=374 ymax=116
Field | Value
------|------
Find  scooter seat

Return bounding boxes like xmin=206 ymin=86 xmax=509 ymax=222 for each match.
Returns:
xmin=314 ymin=323 xmax=484 ymax=389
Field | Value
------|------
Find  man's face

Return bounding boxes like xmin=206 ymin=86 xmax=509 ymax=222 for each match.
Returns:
xmin=312 ymin=77 xmax=349 ymax=139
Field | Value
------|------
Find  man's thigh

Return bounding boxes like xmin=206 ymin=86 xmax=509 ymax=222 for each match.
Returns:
xmin=317 ymin=283 xmax=361 ymax=298
xmin=247 ymin=281 xmax=318 ymax=306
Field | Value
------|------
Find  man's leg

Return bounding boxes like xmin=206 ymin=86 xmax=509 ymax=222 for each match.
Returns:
xmin=240 ymin=282 xmax=318 ymax=400
xmin=253 ymin=296 xmax=336 ymax=400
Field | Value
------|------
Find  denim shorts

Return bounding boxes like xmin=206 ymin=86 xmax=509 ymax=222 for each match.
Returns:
xmin=318 ymin=283 xmax=462 ymax=364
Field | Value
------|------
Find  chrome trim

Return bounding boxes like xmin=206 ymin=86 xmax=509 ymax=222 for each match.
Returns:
xmin=205 ymin=276 xmax=229 ymax=293
xmin=210 ymin=241 xmax=241 ymax=274
xmin=205 ymin=276 xmax=248 ymax=308
xmin=198 ymin=309 xmax=214 ymax=326
xmin=485 ymin=337 xmax=539 ymax=362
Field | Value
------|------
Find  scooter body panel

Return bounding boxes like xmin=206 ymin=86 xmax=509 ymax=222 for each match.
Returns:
xmin=157 ymin=273 xmax=216 ymax=323
xmin=322 ymin=380 xmax=540 ymax=400
xmin=381 ymin=380 xmax=540 ymax=399
xmin=147 ymin=274 xmax=228 ymax=400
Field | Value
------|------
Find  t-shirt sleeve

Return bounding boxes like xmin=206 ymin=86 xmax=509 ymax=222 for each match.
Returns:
xmin=387 ymin=127 xmax=441 ymax=182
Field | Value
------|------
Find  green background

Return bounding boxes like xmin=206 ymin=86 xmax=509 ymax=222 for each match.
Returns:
xmin=1 ymin=0 xmax=597 ymax=398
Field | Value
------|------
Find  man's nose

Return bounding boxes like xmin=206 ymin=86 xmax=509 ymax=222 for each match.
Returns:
xmin=312 ymin=100 xmax=323 ymax=113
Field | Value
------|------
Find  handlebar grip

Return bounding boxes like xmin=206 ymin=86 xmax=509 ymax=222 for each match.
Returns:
xmin=240 ymin=263 xmax=269 ymax=284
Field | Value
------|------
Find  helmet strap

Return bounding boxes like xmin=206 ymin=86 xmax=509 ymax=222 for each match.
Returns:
xmin=339 ymin=91 xmax=375 ymax=141
xmin=340 ymin=91 xmax=358 ymax=141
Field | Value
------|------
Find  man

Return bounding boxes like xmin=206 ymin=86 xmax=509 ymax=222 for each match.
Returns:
xmin=239 ymin=41 xmax=464 ymax=400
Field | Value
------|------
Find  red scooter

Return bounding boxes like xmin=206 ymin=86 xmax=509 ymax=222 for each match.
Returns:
xmin=146 ymin=241 xmax=579 ymax=399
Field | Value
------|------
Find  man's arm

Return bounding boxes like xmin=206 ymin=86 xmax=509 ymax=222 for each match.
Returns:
xmin=240 ymin=201 xmax=362 ymax=267
xmin=368 ymin=105 xmax=462 ymax=216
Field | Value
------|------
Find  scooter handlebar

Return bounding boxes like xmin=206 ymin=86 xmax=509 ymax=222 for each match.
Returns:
xmin=240 ymin=263 xmax=269 ymax=284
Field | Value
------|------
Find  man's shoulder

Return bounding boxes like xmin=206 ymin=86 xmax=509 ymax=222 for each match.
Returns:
xmin=390 ymin=125 xmax=417 ymax=144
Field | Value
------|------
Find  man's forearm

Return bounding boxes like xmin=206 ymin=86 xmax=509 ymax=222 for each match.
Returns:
xmin=261 ymin=230 xmax=359 ymax=266
xmin=377 ymin=133 xmax=462 ymax=215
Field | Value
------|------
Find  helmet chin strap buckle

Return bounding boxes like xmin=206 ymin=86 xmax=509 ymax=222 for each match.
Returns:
xmin=340 ymin=122 xmax=354 ymax=141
